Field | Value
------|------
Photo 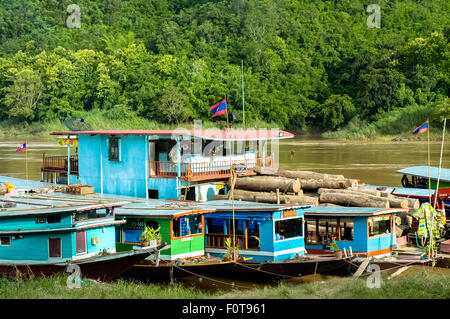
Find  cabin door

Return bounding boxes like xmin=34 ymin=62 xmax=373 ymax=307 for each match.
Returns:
xmin=48 ymin=238 xmax=62 ymax=258
xmin=76 ymin=231 xmax=87 ymax=254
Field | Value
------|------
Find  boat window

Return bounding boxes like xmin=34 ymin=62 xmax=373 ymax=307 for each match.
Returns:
xmin=305 ymin=217 xmax=354 ymax=244
xmin=0 ymin=236 xmax=11 ymax=246
xmin=339 ymin=218 xmax=354 ymax=241
xmin=247 ymin=220 xmax=260 ymax=249
xmin=123 ymin=228 xmax=142 ymax=243
xmin=108 ymin=136 xmax=120 ymax=161
xmin=305 ymin=218 xmax=318 ymax=244
xmin=47 ymin=215 xmax=61 ymax=223
xmin=275 ymin=217 xmax=303 ymax=241
xmin=172 ymin=215 xmax=203 ymax=238
xmin=368 ymin=215 xmax=391 ymax=237
xmin=73 ymin=209 xmax=110 ymax=222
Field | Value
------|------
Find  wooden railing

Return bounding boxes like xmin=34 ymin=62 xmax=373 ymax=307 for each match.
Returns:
xmin=205 ymin=233 xmax=247 ymax=249
xmin=42 ymin=155 xmax=79 ymax=175
xmin=149 ymin=156 xmax=274 ymax=181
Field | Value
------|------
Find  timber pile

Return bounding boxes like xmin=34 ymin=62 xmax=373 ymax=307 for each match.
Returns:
xmin=216 ymin=167 xmax=421 ymax=211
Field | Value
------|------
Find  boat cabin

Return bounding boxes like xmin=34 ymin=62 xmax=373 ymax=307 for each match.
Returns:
xmin=0 ymin=198 xmax=127 ymax=263
xmin=114 ymin=200 xmax=214 ymax=261
xmin=202 ymin=200 xmax=307 ymax=262
xmin=303 ymin=206 xmax=407 ymax=258
xmin=397 ymin=166 xmax=450 ymax=189
xmin=42 ymin=128 xmax=293 ymax=201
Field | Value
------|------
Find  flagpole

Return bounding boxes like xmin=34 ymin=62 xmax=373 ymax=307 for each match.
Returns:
xmin=427 ymin=120 xmax=431 ymax=204
xmin=26 ymin=140 xmax=29 ymax=206
xmin=241 ymin=60 xmax=245 ymax=129
xmin=433 ymin=118 xmax=447 ymax=210
xmin=225 ymin=94 xmax=230 ymax=129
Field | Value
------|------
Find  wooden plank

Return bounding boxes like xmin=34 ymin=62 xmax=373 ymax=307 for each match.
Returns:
xmin=353 ymin=259 xmax=370 ymax=278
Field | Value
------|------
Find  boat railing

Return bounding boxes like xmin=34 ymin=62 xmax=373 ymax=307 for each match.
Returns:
xmin=42 ymin=155 xmax=79 ymax=175
xmin=149 ymin=156 xmax=274 ymax=181
xmin=205 ymin=233 xmax=247 ymax=249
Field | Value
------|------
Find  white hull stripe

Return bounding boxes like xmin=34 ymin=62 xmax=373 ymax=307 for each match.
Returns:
xmin=205 ymin=247 xmax=305 ymax=257
xmin=146 ymin=250 xmax=205 ymax=261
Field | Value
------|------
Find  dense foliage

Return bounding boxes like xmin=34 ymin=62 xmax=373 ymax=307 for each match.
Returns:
xmin=0 ymin=0 xmax=448 ymax=131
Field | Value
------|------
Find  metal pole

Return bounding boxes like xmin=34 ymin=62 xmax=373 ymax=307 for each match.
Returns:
xmin=433 ymin=118 xmax=447 ymax=209
xmin=241 ymin=60 xmax=245 ymax=128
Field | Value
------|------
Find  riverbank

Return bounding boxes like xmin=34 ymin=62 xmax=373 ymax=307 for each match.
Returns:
xmin=0 ymin=268 xmax=448 ymax=299
xmin=0 ymin=110 xmax=280 ymax=139
xmin=1 ymin=108 xmax=447 ymax=141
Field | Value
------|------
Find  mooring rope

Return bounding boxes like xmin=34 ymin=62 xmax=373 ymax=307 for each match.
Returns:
xmin=234 ymin=261 xmax=302 ymax=279
xmin=171 ymin=264 xmax=252 ymax=289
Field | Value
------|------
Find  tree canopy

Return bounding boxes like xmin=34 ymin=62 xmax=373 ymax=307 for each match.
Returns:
xmin=0 ymin=0 xmax=448 ymax=131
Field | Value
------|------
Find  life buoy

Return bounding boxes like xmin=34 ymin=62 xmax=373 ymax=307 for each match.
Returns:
xmin=186 ymin=168 xmax=194 ymax=178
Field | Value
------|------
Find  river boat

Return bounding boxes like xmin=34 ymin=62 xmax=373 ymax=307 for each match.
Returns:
xmin=0 ymin=189 xmax=163 ymax=281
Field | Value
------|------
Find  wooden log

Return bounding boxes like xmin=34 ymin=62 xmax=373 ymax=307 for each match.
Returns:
xmin=317 ymin=188 xmax=408 ymax=208
xmin=380 ymin=192 xmax=395 ymax=198
xmin=318 ymin=203 xmax=344 ymax=207
xmin=216 ymin=189 xmax=319 ymax=206
xmin=403 ymin=198 xmax=420 ymax=210
xmin=319 ymin=192 xmax=390 ymax=208
xmin=0 ymin=184 xmax=7 ymax=195
xmin=300 ymin=178 xmax=351 ymax=191
xmin=386 ymin=197 xmax=409 ymax=209
xmin=356 ymin=187 xmax=381 ymax=197
xmin=231 ymin=176 xmax=301 ymax=193
xmin=255 ymin=167 xmax=345 ymax=180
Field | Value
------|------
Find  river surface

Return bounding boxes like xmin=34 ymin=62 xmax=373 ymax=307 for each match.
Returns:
xmin=1 ymin=136 xmax=449 ymax=187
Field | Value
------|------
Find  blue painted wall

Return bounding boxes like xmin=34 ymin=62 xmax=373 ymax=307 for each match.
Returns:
xmin=305 ymin=216 xmax=393 ymax=255
xmin=0 ymin=232 xmax=72 ymax=261
xmin=148 ymin=178 xmax=179 ymax=199
xmin=78 ymin=135 xmax=148 ymax=197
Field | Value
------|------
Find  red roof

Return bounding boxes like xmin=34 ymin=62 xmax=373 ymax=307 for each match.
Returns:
xmin=51 ymin=129 xmax=294 ymax=141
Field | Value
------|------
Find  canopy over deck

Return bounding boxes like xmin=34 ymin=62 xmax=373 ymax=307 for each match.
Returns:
xmin=397 ymin=166 xmax=450 ymax=183
xmin=0 ymin=176 xmax=213 ymax=219
xmin=50 ymin=129 xmax=294 ymax=141
xmin=201 ymin=200 xmax=309 ymax=212
xmin=303 ymin=206 xmax=407 ymax=217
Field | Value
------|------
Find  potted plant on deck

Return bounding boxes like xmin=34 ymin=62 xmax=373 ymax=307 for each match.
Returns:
xmin=330 ymin=241 xmax=343 ymax=259
xmin=140 ymin=226 xmax=161 ymax=247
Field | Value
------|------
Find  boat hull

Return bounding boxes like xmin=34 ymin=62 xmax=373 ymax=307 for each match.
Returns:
xmin=0 ymin=247 xmax=159 ymax=282
xmin=121 ymin=256 xmax=353 ymax=282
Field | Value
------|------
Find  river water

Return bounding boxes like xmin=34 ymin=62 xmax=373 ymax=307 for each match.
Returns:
xmin=1 ymin=136 xmax=449 ymax=187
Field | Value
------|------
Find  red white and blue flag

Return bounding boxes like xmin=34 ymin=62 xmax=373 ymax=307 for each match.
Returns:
xmin=210 ymin=98 xmax=227 ymax=118
xmin=16 ymin=142 xmax=26 ymax=152
xmin=413 ymin=120 xmax=429 ymax=136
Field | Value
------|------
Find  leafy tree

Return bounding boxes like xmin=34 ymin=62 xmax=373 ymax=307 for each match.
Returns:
xmin=2 ymin=68 xmax=43 ymax=121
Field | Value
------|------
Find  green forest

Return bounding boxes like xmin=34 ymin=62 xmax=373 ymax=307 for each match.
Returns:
xmin=0 ymin=0 xmax=448 ymax=136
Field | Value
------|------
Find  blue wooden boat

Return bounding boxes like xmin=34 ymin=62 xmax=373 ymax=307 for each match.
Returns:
xmin=397 ymin=166 xmax=450 ymax=189
xmin=0 ymin=194 xmax=162 ymax=281
xmin=41 ymin=128 xmax=293 ymax=201
xmin=302 ymin=206 xmax=408 ymax=258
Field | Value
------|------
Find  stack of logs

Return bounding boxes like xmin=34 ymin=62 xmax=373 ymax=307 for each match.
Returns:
xmin=213 ymin=167 xmax=420 ymax=213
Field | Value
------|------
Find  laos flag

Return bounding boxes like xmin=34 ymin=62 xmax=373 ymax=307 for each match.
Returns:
xmin=210 ymin=98 xmax=227 ymax=118
xmin=413 ymin=120 xmax=429 ymax=136
xmin=16 ymin=142 xmax=26 ymax=152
